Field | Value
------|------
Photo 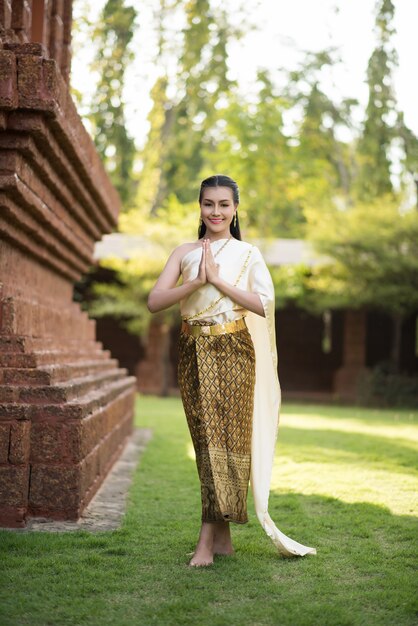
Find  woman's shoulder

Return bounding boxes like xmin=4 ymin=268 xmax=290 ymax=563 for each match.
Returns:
xmin=172 ymin=241 xmax=202 ymax=267
xmin=174 ymin=240 xmax=201 ymax=256
xmin=175 ymin=240 xmax=200 ymax=252
xmin=170 ymin=240 xmax=199 ymax=256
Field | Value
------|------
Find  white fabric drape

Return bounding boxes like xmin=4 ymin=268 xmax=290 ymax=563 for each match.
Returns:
xmin=180 ymin=237 xmax=316 ymax=557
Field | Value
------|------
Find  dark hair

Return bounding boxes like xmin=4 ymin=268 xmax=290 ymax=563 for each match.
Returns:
xmin=198 ymin=174 xmax=241 ymax=240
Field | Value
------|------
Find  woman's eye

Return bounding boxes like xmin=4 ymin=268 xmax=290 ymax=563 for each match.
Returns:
xmin=203 ymin=203 xmax=229 ymax=208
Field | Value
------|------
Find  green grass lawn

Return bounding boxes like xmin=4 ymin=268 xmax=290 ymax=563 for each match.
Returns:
xmin=1 ymin=397 xmax=417 ymax=626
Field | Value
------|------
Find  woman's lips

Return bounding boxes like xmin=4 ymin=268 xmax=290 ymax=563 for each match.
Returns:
xmin=209 ymin=219 xmax=223 ymax=223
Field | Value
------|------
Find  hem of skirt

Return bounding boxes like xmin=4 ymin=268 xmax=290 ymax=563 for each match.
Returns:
xmin=202 ymin=517 xmax=248 ymax=525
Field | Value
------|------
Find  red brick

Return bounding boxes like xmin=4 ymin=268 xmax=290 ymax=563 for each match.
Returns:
xmin=0 ymin=422 xmax=10 ymax=462
xmin=10 ymin=1 xmax=31 ymax=35
xmin=0 ymin=464 xmax=29 ymax=506
xmin=3 ymin=42 xmax=44 ymax=55
xmin=48 ymin=12 xmax=63 ymax=67
xmin=16 ymin=54 xmax=57 ymax=110
xmin=0 ymin=0 xmax=13 ymax=30
xmin=0 ymin=110 xmax=8 ymax=128
xmin=0 ymin=386 xmax=15 ymax=402
xmin=29 ymin=464 xmax=81 ymax=511
xmin=0 ymin=404 xmax=27 ymax=420
xmin=80 ymin=390 xmax=135 ymax=457
xmin=30 ymin=420 xmax=81 ymax=464
xmin=0 ymin=50 xmax=18 ymax=109
xmin=3 ymin=367 xmax=50 ymax=385
xmin=62 ymin=1 xmax=72 ymax=42
xmin=0 ymin=505 xmax=26 ymax=527
xmin=9 ymin=419 xmax=30 ymax=463
xmin=0 ymin=354 xmax=36 ymax=367
xmin=81 ymin=444 xmax=99 ymax=494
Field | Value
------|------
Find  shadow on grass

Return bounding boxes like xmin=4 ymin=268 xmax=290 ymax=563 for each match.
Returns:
xmin=1 ymin=493 xmax=416 ymax=626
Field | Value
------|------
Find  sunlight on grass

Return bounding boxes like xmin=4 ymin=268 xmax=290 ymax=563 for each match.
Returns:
xmin=284 ymin=413 xmax=418 ymax=446
xmin=271 ymin=411 xmax=418 ymax=516
xmin=187 ymin=441 xmax=196 ymax=461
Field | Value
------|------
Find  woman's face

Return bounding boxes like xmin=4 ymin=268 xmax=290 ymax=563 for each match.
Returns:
xmin=200 ymin=186 xmax=237 ymax=235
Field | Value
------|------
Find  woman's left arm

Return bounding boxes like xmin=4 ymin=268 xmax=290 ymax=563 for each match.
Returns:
xmin=211 ymin=277 xmax=265 ymax=317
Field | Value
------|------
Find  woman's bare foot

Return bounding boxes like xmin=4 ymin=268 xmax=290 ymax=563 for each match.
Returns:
xmin=213 ymin=521 xmax=234 ymax=556
xmin=188 ymin=522 xmax=214 ymax=567
xmin=189 ymin=547 xmax=213 ymax=567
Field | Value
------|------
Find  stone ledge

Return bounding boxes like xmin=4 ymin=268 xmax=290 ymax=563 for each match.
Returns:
xmin=1 ymin=427 xmax=153 ymax=532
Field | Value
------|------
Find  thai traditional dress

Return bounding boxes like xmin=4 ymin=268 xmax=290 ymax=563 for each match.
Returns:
xmin=178 ymin=236 xmax=316 ymax=557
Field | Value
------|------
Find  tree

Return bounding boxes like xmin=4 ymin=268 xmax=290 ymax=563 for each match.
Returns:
xmin=164 ymin=0 xmax=237 ymax=203
xmin=201 ymin=70 xmax=299 ymax=238
xmin=355 ymin=0 xmax=397 ymax=200
xmin=198 ymin=49 xmax=358 ymax=239
xmin=283 ymin=49 xmax=357 ymax=220
xmin=304 ymin=199 xmax=418 ymax=372
xmin=396 ymin=111 xmax=418 ymax=205
xmin=133 ymin=0 xmax=245 ymax=214
xmin=88 ymin=0 xmax=138 ymax=206
xmin=134 ymin=76 xmax=175 ymax=216
xmin=295 ymin=0 xmax=418 ymax=376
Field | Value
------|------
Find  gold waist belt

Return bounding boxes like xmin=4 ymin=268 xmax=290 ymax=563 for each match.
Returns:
xmin=181 ymin=316 xmax=247 ymax=337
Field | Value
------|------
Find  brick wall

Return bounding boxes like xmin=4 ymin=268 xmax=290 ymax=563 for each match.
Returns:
xmin=0 ymin=2 xmax=137 ymax=527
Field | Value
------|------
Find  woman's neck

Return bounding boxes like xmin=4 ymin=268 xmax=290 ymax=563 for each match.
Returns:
xmin=201 ymin=233 xmax=232 ymax=242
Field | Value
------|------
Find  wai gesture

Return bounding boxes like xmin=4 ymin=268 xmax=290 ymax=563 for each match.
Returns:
xmin=196 ymin=239 xmax=220 ymax=286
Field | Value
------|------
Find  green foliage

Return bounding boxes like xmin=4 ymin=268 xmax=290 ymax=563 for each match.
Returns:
xmin=358 ymin=360 xmax=418 ymax=407
xmin=134 ymin=76 xmax=172 ymax=215
xmin=87 ymin=254 xmax=170 ymax=338
xmin=88 ymin=265 xmax=157 ymax=337
xmin=202 ymin=71 xmax=303 ymax=238
xmin=70 ymin=0 xmax=95 ymax=110
xmin=88 ymin=0 xmax=138 ymax=206
xmin=134 ymin=0 xmax=240 ymax=212
xmin=270 ymin=263 xmax=314 ymax=310
xmin=355 ymin=0 xmax=399 ymax=200
xmin=86 ymin=195 xmax=199 ymax=337
xmin=286 ymin=50 xmax=357 ymax=206
xmin=303 ymin=198 xmax=418 ymax=316
xmin=396 ymin=111 xmax=418 ymax=190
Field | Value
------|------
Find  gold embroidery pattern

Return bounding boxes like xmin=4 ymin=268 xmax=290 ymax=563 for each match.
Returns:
xmin=177 ymin=325 xmax=256 ymax=523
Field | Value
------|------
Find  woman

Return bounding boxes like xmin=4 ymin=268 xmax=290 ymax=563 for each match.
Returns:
xmin=148 ymin=174 xmax=316 ymax=566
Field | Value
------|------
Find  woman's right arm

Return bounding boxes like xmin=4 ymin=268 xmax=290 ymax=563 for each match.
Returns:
xmin=147 ymin=245 xmax=203 ymax=313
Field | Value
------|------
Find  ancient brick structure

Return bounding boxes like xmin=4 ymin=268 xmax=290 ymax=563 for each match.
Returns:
xmin=136 ymin=319 xmax=177 ymax=396
xmin=0 ymin=1 xmax=137 ymax=527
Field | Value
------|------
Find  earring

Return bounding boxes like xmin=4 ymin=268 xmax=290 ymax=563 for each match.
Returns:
xmin=199 ymin=216 xmax=203 ymax=226
xmin=233 ymin=213 xmax=237 ymax=227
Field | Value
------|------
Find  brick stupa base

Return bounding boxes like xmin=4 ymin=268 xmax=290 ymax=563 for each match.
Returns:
xmin=0 ymin=5 xmax=137 ymax=528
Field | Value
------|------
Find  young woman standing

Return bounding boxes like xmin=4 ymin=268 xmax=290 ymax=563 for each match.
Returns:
xmin=148 ymin=174 xmax=316 ymax=566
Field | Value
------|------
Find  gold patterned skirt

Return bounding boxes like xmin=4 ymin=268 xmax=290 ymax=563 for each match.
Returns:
xmin=177 ymin=316 xmax=256 ymax=524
